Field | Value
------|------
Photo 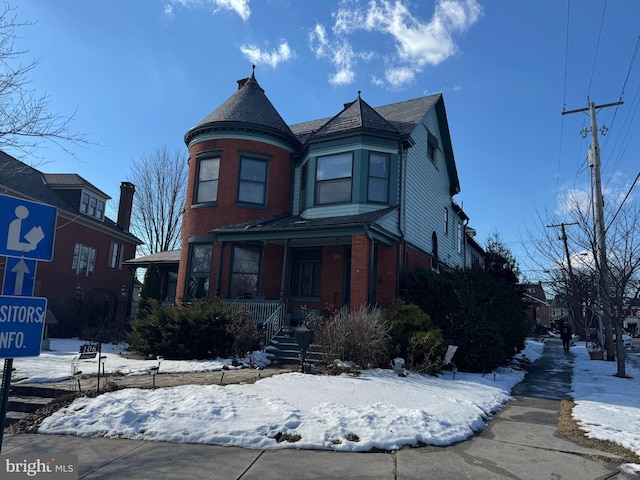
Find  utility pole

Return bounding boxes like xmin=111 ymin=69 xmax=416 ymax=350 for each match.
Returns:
xmin=547 ymin=222 xmax=580 ymax=331
xmin=562 ymin=97 xmax=622 ymax=363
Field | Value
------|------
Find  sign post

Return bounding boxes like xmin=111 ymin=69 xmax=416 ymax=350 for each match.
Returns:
xmin=0 ymin=194 xmax=57 ymax=452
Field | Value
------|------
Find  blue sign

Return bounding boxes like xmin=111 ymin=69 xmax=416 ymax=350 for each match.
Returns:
xmin=0 ymin=194 xmax=57 ymax=262
xmin=2 ymin=257 xmax=37 ymax=296
xmin=0 ymin=295 xmax=47 ymax=358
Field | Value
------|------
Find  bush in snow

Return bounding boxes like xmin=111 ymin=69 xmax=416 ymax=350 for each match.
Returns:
xmin=310 ymin=304 xmax=389 ymax=369
xmin=128 ymin=299 xmax=260 ymax=360
xmin=383 ymin=299 xmax=447 ymax=375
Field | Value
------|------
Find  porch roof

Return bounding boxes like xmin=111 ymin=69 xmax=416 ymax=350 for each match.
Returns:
xmin=212 ymin=207 xmax=400 ymax=246
xmin=124 ymin=249 xmax=181 ymax=267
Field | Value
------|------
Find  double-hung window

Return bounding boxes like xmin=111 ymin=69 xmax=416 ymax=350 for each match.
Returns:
xmin=195 ymin=155 xmax=220 ymax=204
xmin=238 ymin=157 xmax=268 ymax=206
xmin=315 ymin=152 xmax=352 ymax=205
xmin=367 ymin=152 xmax=389 ymax=203
xmin=72 ymin=243 xmax=96 ymax=277
xmin=108 ymin=241 xmax=123 ymax=269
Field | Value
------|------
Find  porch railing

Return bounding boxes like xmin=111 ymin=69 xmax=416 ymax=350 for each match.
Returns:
xmin=222 ymin=299 xmax=284 ymax=345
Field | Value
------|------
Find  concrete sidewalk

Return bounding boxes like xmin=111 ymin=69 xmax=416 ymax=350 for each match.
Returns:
xmin=1 ymin=339 xmax=636 ymax=479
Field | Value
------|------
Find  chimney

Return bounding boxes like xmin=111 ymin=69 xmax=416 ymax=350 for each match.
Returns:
xmin=117 ymin=181 xmax=135 ymax=232
xmin=237 ymin=77 xmax=249 ymax=90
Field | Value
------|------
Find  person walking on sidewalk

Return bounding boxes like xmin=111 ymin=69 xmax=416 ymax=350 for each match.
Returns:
xmin=560 ymin=320 xmax=572 ymax=353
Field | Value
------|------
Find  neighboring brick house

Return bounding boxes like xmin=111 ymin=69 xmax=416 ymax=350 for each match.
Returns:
xmin=0 ymin=151 xmax=142 ymax=338
xmin=522 ymin=282 xmax=551 ymax=328
xmin=177 ymin=70 xmax=483 ymax=316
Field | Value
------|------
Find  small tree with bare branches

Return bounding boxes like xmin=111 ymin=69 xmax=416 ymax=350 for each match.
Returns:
xmin=128 ymin=146 xmax=187 ymax=256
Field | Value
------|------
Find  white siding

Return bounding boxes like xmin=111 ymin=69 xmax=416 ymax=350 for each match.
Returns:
xmin=403 ymin=108 xmax=465 ymax=268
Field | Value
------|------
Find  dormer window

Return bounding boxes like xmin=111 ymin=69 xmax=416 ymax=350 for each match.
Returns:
xmin=80 ymin=192 xmax=105 ymax=220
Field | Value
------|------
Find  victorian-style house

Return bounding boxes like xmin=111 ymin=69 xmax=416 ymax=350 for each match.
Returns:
xmin=177 ymin=70 xmax=483 ymax=326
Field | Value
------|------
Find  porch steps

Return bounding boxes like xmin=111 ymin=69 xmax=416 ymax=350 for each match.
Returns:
xmin=266 ymin=330 xmax=324 ymax=366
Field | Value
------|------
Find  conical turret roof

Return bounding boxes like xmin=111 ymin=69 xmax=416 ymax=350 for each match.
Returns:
xmin=185 ymin=69 xmax=298 ymax=148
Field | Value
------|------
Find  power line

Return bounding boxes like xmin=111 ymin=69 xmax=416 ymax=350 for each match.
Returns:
xmin=620 ymin=34 xmax=640 ymax=100
xmin=587 ymin=0 xmax=608 ymax=96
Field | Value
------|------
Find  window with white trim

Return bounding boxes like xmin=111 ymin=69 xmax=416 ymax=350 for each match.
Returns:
xmin=72 ymin=243 xmax=96 ymax=277
xmin=80 ymin=192 xmax=105 ymax=220
xmin=108 ymin=241 xmax=123 ymax=269
xmin=195 ymin=155 xmax=220 ymax=204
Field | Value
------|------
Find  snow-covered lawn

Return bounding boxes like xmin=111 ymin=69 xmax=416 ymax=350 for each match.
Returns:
xmin=6 ymin=337 xmax=640 ymax=460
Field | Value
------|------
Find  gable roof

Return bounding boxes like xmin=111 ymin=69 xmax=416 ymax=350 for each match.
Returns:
xmin=184 ymin=70 xmax=299 ymax=148
xmin=42 ymin=173 xmax=110 ymax=199
xmin=0 ymin=150 xmax=141 ymax=243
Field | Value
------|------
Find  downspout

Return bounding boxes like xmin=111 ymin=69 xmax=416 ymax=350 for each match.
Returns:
xmin=397 ymin=141 xmax=407 ymax=293
xmin=279 ymin=240 xmax=289 ymax=303
xmin=463 ymin=218 xmax=469 ymax=269
xmin=366 ymin=226 xmax=375 ymax=305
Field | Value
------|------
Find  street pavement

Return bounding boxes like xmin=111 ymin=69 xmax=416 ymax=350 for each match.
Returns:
xmin=1 ymin=338 xmax=637 ymax=479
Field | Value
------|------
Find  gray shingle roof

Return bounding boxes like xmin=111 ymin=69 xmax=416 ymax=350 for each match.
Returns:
xmin=185 ymin=72 xmax=298 ymax=147
xmin=289 ymin=94 xmax=440 ymax=144
xmin=42 ymin=173 xmax=110 ymax=199
xmin=0 ymin=151 xmax=140 ymax=243
xmin=215 ymin=206 xmax=398 ymax=234
xmin=310 ymin=95 xmax=399 ymax=139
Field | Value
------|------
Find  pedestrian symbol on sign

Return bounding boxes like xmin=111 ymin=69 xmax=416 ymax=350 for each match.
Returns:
xmin=7 ymin=205 xmax=45 ymax=253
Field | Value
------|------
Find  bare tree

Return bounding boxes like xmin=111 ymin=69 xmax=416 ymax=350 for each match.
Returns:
xmin=0 ymin=4 xmax=88 ymax=161
xmin=128 ymin=146 xmax=187 ymax=256
xmin=531 ymin=193 xmax=640 ymax=377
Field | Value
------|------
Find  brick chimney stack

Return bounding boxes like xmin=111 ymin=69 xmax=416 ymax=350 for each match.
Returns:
xmin=117 ymin=181 xmax=135 ymax=232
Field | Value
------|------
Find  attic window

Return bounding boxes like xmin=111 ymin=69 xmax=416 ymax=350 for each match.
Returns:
xmin=80 ymin=192 xmax=105 ymax=220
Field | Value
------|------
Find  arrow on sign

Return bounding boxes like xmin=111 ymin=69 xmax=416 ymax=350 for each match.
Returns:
xmin=11 ymin=258 xmax=30 ymax=296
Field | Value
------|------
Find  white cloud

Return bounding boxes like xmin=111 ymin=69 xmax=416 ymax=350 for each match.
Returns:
xmin=215 ymin=0 xmax=251 ymax=20
xmin=165 ymin=0 xmax=251 ymax=21
xmin=311 ymin=0 xmax=482 ymax=87
xmin=240 ymin=42 xmax=293 ymax=68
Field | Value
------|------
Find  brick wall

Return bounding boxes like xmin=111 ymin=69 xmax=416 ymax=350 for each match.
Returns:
xmin=177 ymin=136 xmax=293 ymax=303
xmin=350 ymin=235 xmax=370 ymax=306
xmin=375 ymin=242 xmax=398 ymax=307
xmin=320 ymin=245 xmax=346 ymax=309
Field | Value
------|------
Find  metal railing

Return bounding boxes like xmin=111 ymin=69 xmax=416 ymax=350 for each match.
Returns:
xmin=262 ymin=306 xmax=283 ymax=346
xmin=222 ymin=299 xmax=284 ymax=345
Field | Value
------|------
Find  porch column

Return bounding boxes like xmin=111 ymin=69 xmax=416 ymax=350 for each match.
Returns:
xmin=279 ymin=240 xmax=289 ymax=301
xmin=350 ymin=234 xmax=370 ymax=306
xmin=214 ymin=241 xmax=225 ymax=297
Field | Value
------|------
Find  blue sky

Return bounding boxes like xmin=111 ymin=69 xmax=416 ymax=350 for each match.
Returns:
xmin=12 ymin=0 xmax=640 ymax=281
